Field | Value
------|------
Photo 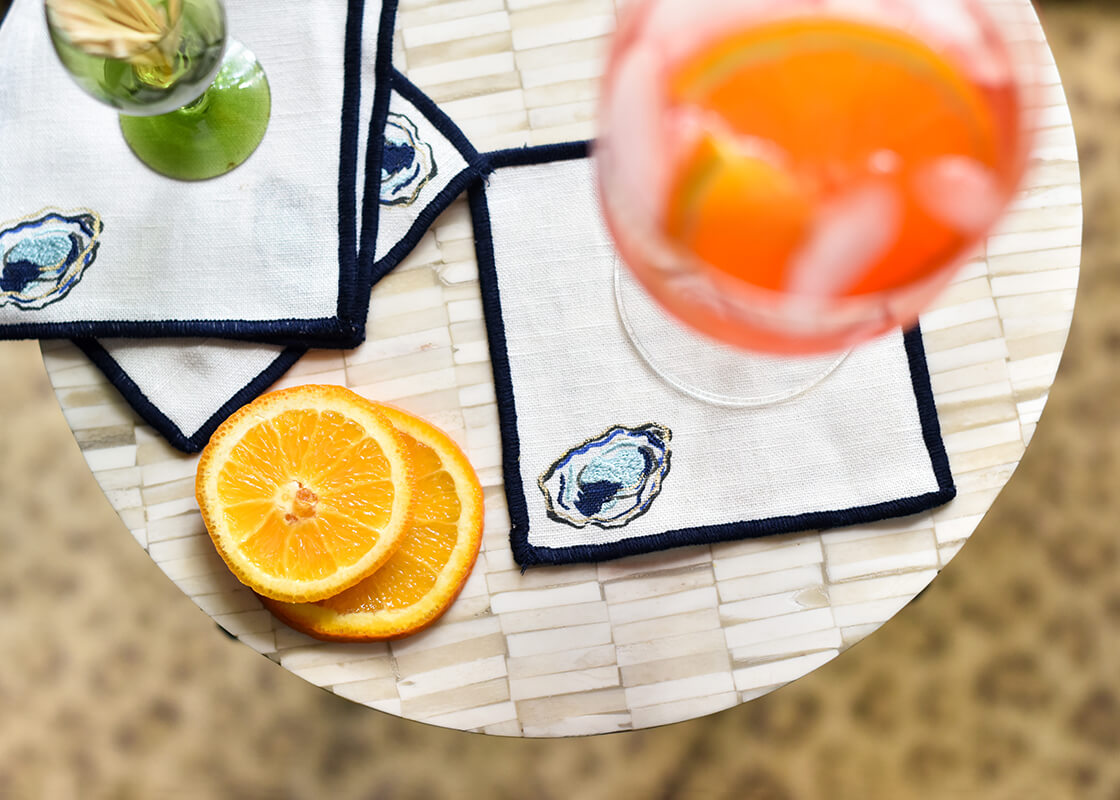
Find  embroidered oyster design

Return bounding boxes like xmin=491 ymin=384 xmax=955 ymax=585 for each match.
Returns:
xmin=539 ymin=424 xmax=672 ymax=529
xmin=0 ymin=209 xmax=102 ymax=310
xmin=380 ymin=112 xmax=437 ymax=207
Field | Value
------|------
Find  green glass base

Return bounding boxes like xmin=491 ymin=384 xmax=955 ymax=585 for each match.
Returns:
xmin=119 ymin=41 xmax=271 ymax=181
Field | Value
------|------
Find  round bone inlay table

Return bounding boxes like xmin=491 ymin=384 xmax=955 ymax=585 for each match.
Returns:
xmin=42 ymin=0 xmax=1081 ymax=736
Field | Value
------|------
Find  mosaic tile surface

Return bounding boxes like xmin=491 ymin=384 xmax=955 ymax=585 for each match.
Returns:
xmin=41 ymin=0 xmax=1081 ymax=736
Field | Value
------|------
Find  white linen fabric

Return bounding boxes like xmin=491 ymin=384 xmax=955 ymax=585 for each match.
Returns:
xmin=79 ymin=72 xmax=481 ymax=452
xmin=373 ymin=85 xmax=472 ymax=265
xmin=0 ymin=0 xmax=376 ymax=342
xmin=84 ymin=338 xmax=293 ymax=443
xmin=480 ymin=155 xmax=955 ymax=566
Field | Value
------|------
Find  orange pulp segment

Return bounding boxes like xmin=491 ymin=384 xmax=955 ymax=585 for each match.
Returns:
xmin=666 ymin=17 xmax=1012 ymax=295
xmin=195 ymin=385 xmax=413 ymax=604
xmin=262 ymin=405 xmax=485 ymax=641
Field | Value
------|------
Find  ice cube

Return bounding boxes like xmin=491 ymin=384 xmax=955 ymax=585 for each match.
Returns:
xmin=785 ymin=182 xmax=901 ymax=298
xmin=914 ymin=156 xmax=1003 ymax=235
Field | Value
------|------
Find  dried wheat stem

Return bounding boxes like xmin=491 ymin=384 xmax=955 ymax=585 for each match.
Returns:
xmin=46 ymin=0 xmax=183 ymax=65
xmin=114 ymin=0 xmax=164 ymax=31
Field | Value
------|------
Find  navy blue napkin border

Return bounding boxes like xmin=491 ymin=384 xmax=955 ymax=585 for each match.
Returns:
xmin=74 ymin=338 xmax=305 ymax=453
xmin=469 ymin=142 xmax=957 ymax=568
xmin=335 ymin=0 xmax=401 ymax=346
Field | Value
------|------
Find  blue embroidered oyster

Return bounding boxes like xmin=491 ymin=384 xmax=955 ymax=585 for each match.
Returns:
xmin=380 ymin=112 xmax=437 ymax=207
xmin=0 ymin=210 xmax=102 ymax=310
xmin=539 ymin=424 xmax=672 ymax=529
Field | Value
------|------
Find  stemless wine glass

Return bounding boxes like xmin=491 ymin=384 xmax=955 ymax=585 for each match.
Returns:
xmin=45 ymin=0 xmax=270 ymax=180
xmin=597 ymin=0 xmax=1035 ymax=358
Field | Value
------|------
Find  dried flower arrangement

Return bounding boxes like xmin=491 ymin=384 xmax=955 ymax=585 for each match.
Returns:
xmin=45 ymin=0 xmax=182 ymax=68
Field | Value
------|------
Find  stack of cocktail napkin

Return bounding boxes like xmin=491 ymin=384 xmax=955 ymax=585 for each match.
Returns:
xmin=0 ymin=0 xmax=478 ymax=448
xmin=1 ymin=0 xmax=956 ymax=566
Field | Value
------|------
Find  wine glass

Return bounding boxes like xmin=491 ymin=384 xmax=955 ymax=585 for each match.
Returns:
xmin=45 ymin=0 xmax=270 ymax=181
xmin=597 ymin=0 xmax=1035 ymax=364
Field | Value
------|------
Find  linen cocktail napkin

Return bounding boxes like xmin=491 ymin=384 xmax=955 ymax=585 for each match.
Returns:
xmin=0 ymin=0 xmax=385 ymax=346
xmin=76 ymin=70 xmax=480 ymax=452
xmin=473 ymin=145 xmax=956 ymax=566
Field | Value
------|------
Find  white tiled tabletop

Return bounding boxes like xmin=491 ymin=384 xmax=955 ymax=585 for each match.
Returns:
xmin=42 ymin=0 xmax=1081 ymax=736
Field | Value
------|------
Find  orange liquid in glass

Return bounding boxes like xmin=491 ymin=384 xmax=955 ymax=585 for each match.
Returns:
xmin=662 ymin=17 xmax=1022 ymax=299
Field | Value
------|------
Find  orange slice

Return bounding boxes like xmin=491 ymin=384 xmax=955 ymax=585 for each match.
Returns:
xmin=195 ymin=385 xmax=413 ymax=604
xmin=262 ymin=405 xmax=485 ymax=641
xmin=667 ymin=134 xmax=811 ymax=292
xmin=664 ymin=17 xmax=1003 ymax=294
